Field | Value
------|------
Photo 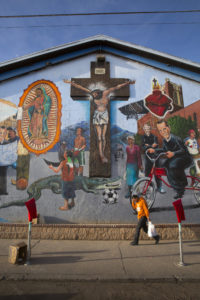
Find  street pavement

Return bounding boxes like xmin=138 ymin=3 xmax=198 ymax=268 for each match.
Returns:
xmin=0 ymin=239 xmax=200 ymax=282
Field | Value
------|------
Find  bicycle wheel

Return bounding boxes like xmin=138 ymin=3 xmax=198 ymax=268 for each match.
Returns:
xmin=132 ymin=177 xmax=156 ymax=210
xmin=193 ymin=178 xmax=200 ymax=205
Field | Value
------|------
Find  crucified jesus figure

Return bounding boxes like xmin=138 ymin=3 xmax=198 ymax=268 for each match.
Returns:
xmin=64 ymin=79 xmax=135 ymax=163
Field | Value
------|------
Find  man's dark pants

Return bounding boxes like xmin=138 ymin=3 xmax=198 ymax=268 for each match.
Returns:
xmin=164 ymin=156 xmax=192 ymax=193
xmin=133 ymin=216 xmax=159 ymax=244
xmin=133 ymin=216 xmax=148 ymax=244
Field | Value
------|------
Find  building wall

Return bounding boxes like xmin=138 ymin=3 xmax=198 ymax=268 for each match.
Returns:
xmin=169 ymin=100 xmax=200 ymax=130
xmin=0 ymin=53 xmax=200 ymax=224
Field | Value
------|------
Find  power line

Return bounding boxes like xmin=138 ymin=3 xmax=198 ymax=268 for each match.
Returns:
xmin=0 ymin=22 xmax=200 ymax=29
xmin=0 ymin=9 xmax=200 ymax=18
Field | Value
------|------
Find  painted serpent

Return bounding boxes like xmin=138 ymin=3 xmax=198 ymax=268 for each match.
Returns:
xmin=0 ymin=175 xmax=121 ymax=209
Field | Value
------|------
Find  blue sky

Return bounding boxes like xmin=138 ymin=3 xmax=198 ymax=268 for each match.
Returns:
xmin=0 ymin=0 xmax=200 ymax=63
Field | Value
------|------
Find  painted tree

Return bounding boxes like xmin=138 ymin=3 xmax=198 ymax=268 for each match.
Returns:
xmin=134 ymin=133 xmax=142 ymax=146
xmin=167 ymin=115 xmax=197 ymax=140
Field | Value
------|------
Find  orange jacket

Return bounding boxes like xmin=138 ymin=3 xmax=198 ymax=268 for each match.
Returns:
xmin=131 ymin=197 xmax=149 ymax=219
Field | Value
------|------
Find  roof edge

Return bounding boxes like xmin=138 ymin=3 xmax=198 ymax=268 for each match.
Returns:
xmin=0 ymin=35 xmax=200 ymax=70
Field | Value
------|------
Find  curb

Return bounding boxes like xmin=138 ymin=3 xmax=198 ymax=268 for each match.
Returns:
xmin=0 ymin=275 xmax=200 ymax=283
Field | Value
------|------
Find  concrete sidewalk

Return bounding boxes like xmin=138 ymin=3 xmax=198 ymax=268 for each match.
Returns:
xmin=0 ymin=239 xmax=200 ymax=281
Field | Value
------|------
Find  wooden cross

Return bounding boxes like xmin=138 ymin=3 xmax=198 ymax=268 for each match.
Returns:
xmin=152 ymin=78 xmax=157 ymax=88
xmin=64 ymin=55 xmax=134 ymax=177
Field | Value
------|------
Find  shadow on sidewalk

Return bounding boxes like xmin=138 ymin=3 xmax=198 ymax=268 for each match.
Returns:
xmin=39 ymin=250 xmax=107 ymax=255
xmin=30 ymin=255 xmax=82 ymax=265
xmin=29 ymin=249 xmax=200 ymax=265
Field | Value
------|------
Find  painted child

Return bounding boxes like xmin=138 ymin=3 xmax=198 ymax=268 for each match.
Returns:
xmin=49 ymin=150 xmax=76 ymax=210
xmin=73 ymin=127 xmax=86 ymax=176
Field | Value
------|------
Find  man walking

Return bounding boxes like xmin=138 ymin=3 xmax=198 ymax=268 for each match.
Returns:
xmin=130 ymin=193 xmax=160 ymax=245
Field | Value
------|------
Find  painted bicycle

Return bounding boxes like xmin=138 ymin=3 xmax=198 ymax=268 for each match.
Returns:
xmin=132 ymin=152 xmax=200 ymax=210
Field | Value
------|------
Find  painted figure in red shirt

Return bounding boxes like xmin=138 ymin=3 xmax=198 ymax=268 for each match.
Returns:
xmin=49 ymin=150 xmax=75 ymax=210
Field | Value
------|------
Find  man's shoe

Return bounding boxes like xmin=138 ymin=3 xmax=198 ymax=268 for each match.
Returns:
xmin=125 ymin=193 xmax=130 ymax=199
xmin=157 ymin=187 xmax=166 ymax=194
xmin=155 ymin=235 xmax=160 ymax=245
xmin=0 ymin=191 xmax=8 ymax=195
xmin=130 ymin=241 xmax=138 ymax=246
xmin=174 ymin=191 xmax=184 ymax=199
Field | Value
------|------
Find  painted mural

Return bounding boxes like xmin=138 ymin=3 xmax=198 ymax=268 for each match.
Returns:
xmin=18 ymin=80 xmax=62 ymax=155
xmin=0 ymin=53 xmax=200 ymax=224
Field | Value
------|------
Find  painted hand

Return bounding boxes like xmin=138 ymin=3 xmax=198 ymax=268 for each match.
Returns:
xmin=147 ymin=148 xmax=155 ymax=154
xmin=166 ymin=151 xmax=174 ymax=158
xmin=152 ymin=143 xmax=158 ymax=148
xmin=129 ymin=80 xmax=136 ymax=84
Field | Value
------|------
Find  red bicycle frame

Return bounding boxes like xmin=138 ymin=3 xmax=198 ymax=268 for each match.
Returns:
xmin=143 ymin=165 xmax=200 ymax=195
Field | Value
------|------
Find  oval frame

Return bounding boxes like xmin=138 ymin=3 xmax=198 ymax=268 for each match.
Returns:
xmin=18 ymin=80 xmax=62 ymax=155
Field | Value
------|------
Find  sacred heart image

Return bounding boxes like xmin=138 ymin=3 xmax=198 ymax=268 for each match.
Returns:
xmin=18 ymin=80 xmax=62 ymax=155
xmin=144 ymin=78 xmax=173 ymax=118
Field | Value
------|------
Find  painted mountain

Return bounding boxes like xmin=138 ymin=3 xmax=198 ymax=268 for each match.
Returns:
xmin=50 ymin=121 xmax=90 ymax=152
xmin=50 ymin=122 xmax=134 ymax=152
xmin=111 ymin=125 xmax=135 ymax=150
